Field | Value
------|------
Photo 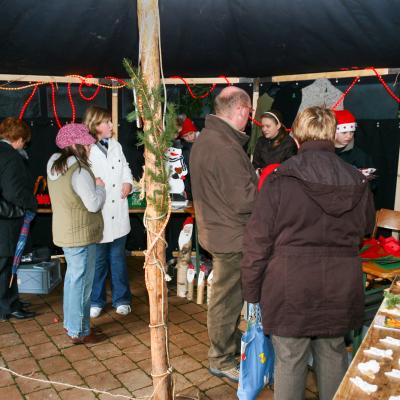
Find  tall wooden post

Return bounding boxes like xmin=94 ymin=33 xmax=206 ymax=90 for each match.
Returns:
xmin=137 ymin=1 xmax=172 ymax=399
xmin=111 ymin=83 xmax=119 ymax=139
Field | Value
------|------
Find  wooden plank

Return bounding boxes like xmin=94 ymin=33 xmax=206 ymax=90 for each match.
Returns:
xmin=163 ymin=77 xmax=253 ymax=84
xmin=268 ymin=68 xmax=390 ymax=83
xmin=0 ymin=74 xmax=100 ymax=84
xmin=129 ymin=250 xmax=197 ymax=257
xmin=0 ymin=74 xmax=251 ymax=85
xmin=1 ymin=67 xmax=399 ymax=87
xmin=36 ymin=204 xmax=195 ymax=215
xmin=362 ymin=261 xmax=400 ymax=280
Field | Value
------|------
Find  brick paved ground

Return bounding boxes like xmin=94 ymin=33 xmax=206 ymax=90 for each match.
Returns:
xmin=0 ymin=257 xmax=319 ymax=399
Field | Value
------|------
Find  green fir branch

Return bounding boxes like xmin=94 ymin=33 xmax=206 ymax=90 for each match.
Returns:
xmin=123 ymin=58 xmax=177 ymax=213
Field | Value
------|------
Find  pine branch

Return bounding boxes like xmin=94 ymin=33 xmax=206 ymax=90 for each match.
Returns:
xmin=123 ymin=58 xmax=177 ymax=213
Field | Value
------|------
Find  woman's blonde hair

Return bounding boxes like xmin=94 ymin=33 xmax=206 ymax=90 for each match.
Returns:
xmin=292 ymin=107 xmax=336 ymax=145
xmin=83 ymin=106 xmax=112 ymax=139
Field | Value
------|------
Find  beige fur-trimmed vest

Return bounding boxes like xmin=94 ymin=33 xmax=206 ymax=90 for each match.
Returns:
xmin=48 ymin=162 xmax=103 ymax=247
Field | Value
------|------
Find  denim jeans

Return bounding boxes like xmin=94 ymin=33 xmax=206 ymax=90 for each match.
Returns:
xmin=63 ymin=244 xmax=96 ymax=338
xmin=91 ymin=235 xmax=131 ymax=309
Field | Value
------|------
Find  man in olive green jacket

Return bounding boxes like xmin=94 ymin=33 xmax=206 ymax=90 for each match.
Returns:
xmin=190 ymin=86 xmax=258 ymax=382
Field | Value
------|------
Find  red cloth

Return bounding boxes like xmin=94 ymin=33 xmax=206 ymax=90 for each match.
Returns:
xmin=380 ymin=236 xmax=400 ymax=257
xmin=257 ymin=163 xmax=280 ymax=191
xmin=360 ymin=236 xmax=400 ymax=259
xmin=178 ymin=118 xmax=197 ymax=138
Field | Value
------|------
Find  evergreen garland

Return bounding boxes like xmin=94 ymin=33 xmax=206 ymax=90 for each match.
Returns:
xmin=123 ymin=59 xmax=177 ymax=214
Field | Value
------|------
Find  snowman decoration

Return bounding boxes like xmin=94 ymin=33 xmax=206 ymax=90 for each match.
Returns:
xmin=164 ymin=146 xmax=188 ymax=196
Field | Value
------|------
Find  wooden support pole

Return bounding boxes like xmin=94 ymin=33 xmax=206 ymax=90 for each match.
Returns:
xmin=137 ymin=1 xmax=172 ymax=399
xmin=394 ymin=145 xmax=400 ymax=213
xmin=251 ymin=78 xmax=260 ymax=119
xmin=250 ymin=78 xmax=260 ymax=161
xmin=111 ymin=84 xmax=119 ymax=140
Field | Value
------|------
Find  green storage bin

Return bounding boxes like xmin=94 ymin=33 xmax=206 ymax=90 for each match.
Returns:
xmin=128 ymin=192 xmax=146 ymax=208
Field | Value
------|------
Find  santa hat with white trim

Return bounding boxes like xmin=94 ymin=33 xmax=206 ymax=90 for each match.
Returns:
xmin=334 ymin=109 xmax=357 ymax=133
xmin=178 ymin=216 xmax=194 ymax=250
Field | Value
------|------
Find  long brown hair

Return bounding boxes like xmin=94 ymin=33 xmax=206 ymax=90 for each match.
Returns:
xmin=51 ymin=144 xmax=90 ymax=175
xmin=260 ymin=110 xmax=288 ymax=149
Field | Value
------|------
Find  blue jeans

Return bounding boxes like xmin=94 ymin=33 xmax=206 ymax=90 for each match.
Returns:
xmin=63 ymin=244 xmax=96 ymax=338
xmin=91 ymin=235 xmax=131 ymax=309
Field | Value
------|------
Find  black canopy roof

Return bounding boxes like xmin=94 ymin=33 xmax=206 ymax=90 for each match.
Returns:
xmin=1 ymin=0 xmax=400 ymax=78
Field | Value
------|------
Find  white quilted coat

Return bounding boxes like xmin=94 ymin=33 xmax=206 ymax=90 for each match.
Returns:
xmin=89 ymin=138 xmax=133 ymax=243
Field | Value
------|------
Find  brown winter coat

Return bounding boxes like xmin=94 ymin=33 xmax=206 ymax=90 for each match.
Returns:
xmin=190 ymin=115 xmax=258 ymax=253
xmin=241 ymin=140 xmax=375 ymax=337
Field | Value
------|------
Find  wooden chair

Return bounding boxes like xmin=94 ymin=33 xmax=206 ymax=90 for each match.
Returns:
xmin=372 ymin=208 xmax=400 ymax=237
xmin=353 ymin=208 xmax=400 ymax=355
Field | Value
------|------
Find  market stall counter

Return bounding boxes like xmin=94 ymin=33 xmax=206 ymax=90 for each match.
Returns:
xmin=334 ymin=277 xmax=400 ymax=399
xmin=37 ymin=203 xmax=200 ymax=270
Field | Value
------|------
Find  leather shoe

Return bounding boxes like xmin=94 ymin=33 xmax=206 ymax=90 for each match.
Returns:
xmin=9 ymin=309 xmax=36 ymax=319
xmin=19 ymin=300 xmax=32 ymax=308
xmin=70 ymin=332 xmax=106 ymax=345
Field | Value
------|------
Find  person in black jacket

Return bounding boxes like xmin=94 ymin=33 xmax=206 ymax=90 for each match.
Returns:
xmin=0 ymin=117 xmax=37 ymax=321
xmin=252 ymin=110 xmax=297 ymax=171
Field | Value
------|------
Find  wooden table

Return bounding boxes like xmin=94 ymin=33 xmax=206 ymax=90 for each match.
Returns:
xmin=362 ymin=260 xmax=400 ymax=280
xmin=37 ymin=204 xmax=195 ymax=215
xmin=333 ymin=278 xmax=400 ymax=400
xmin=37 ymin=203 xmax=200 ymax=269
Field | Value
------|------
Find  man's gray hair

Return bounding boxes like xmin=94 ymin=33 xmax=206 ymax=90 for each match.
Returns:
xmin=214 ymin=86 xmax=251 ymax=117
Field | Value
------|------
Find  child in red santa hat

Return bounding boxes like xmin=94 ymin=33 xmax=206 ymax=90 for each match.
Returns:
xmin=334 ymin=109 xmax=375 ymax=179
xmin=178 ymin=116 xmax=199 ymax=143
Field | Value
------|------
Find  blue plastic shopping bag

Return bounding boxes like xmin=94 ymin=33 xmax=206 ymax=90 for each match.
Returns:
xmin=237 ymin=303 xmax=274 ymax=400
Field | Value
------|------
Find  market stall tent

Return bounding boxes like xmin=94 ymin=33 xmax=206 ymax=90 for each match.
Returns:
xmin=1 ymin=0 xmax=400 ymax=77
xmin=1 ymin=0 xmax=400 ymax=217
xmin=1 ymin=1 xmax=400 ymax=399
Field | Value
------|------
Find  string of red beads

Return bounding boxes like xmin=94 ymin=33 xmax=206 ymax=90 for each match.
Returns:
xmin=67 ymin=83 xmax=76 ymax=123
xmin=18 ymin=83 xmax=39 ymax=120
xmin=15 ymin=68 xmax=400 ymax=128
xmin=50 ymin=83 xmax=62 ymax=129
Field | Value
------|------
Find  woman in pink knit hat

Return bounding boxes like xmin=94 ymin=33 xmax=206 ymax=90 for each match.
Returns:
xmin=47 ymin=123 xmax=106 ymax=344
